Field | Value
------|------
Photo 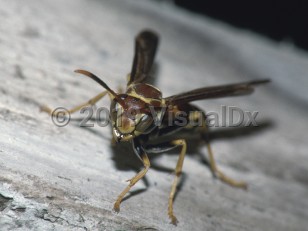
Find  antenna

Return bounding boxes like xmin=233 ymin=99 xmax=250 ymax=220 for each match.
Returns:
xmin=74 ymin=70 xmax=126 ymax=108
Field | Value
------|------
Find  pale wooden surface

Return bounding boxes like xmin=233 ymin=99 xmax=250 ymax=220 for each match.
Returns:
xmin=0 ymin=0 xmax=308 ymax=230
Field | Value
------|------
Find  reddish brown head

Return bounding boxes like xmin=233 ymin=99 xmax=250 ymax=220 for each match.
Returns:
xmin=75 ymin=70 xmax=162 ymax=142
xmin=110 ymin=83 xmax=163 ymax=142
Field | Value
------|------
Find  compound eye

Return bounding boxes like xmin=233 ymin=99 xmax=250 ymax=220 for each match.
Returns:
xmin=135 ymin=114 xmax=154 ymax=134
xmin=110 ymin=101 xmax=122 ymax=124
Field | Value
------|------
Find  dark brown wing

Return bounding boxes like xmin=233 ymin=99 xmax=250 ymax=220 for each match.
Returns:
xmin=165 ymin=79 xmax=270 ymax=105
xmin=128 ymin=30 xmax=159 ymax=86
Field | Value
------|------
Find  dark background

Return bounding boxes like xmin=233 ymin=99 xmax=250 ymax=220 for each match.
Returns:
xmin=174 ymin=0 xmax=308 ymax=51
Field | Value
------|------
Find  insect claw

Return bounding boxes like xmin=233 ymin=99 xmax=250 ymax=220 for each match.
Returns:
xmin=113 ymin=203 xmax=120 ymax=213
xmin=39 ymin=105 xmax=52 ymax=114
xmin=169 ymin=215 xmax=178 ymax=226
xmin=240 ymin=182 xmax=248 ymax=191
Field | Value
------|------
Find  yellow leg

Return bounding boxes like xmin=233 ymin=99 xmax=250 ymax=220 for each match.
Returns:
xmin=40 ymin=91 xmax=109 ymax=115
xmin=113 ymin=152 xmax=150 ymax=212
xmin=206 ymin=143 xmax=247 ymax=189
xmin=197 ymin=111 xmax=247 ymax=189
xmin=168 ymin=139 xmax=187 ymax=225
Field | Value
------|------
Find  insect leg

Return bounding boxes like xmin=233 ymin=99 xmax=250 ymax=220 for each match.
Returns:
xmin=166 ymin=139 xmax=187 ymax=225
xmin=144 ymin=139 xmax=186 ymax=225
xmin=206 ymin=141 xmax=247 ymax=189
xmin=184 ymin=104 xmax=247 ymax=189
xmin=40 ymin=91 xmax=110 ymax=115
xmin=113 ymin=139 xmax=150 ymax=212
xmin=196 ymin=109 xmax=247 ymax=189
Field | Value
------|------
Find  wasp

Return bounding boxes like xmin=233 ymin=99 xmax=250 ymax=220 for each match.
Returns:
xmin=42 ymin=30 xmax=269 ymax=225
